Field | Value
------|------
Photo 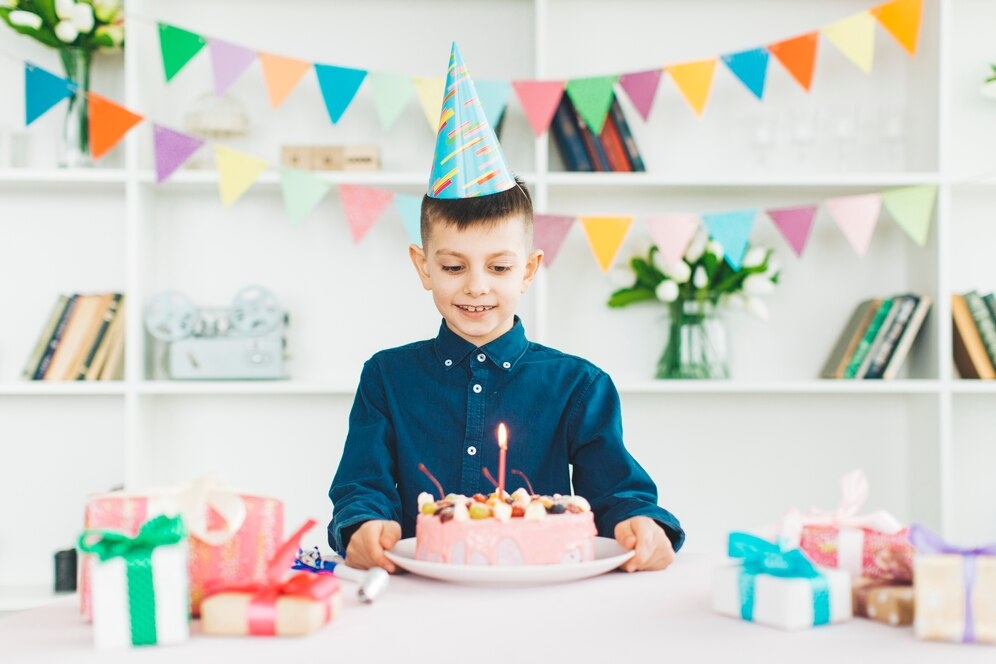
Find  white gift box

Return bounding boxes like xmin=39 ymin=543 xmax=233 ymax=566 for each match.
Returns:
xmin=712 ymin=561 xmax=852 ymax=630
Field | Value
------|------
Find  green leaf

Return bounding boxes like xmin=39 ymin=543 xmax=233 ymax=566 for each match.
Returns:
xmin=28 ymin=0 xmax=58 ymax=28
xmin=607 ymin=287 xmax=657 ymax=308
xmin=630 ymin=257 xmax=661 ymax=290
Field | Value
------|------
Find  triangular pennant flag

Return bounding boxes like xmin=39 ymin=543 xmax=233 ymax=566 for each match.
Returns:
xmin=207 ymin=38 xmax=257 ymax=96
xmin=619 ymin=69 xmax=662 ymax=121
xmin=702 ymin=210 xmax=757 ymax=270
xmin=413 ymin=76 xmax=445 ymax=130
xmin=394 ymin=193 xmax=423 ymax=246
xmin=279 ymin=168 xmax=331 ymax=225
xmin=768 ymin=32 xmax=819 ymax=92
xmin=644 ymin=214 xmax=700 ymax=268
xmin=88 ymin=92 xmax=143 ymax=160
xmin=158 ymin=23 xmax=206 ymax=82
xmin=368 ymin=71 xmax=414 ymax=130
xmin=822 ymin=11 xmax=876 ymax=74
xmin=511 ymin=80 xmax=565 ymax=136
xmin=766 ymin=205 xmax=818 ymax=257
xmin=24 ymin=63 xmax=77 ymax=125
xmin=339 ymin=184 xmax=395 ymax=243
xmin=153 ymin=124 xmax=204 ymax=183
xmin=721 ymin=48 xmax=770 ymax=100
xmin=565 ymin=75 xmax=619 ymax=135
xmin=533 ymin=214 xmax=575 ymax=268
xmin=475 ymin=80 xmax=513 ymax=129
xmin=824 ymin=193 xmax=882 ymax=256
xmin=259 ymin=52 xmax=312 ymax=109
xmin=314 ymin=64 xmax=368 ymax=124
xmin=881 ymin=185 xmax=936 ymax=246
xmin=871 ymin=0 xmax=923 ymax=57
xmin=579 ymin=216 xmax=633 ymax=272
xmin=666 ymin=59 xmax=717 ymax=117
xmin=215 ymin=145 xmax=268 ymax=207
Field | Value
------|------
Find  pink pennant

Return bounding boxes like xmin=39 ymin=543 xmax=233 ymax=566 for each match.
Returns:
xmin=208 ymin=38 xmax=257 ymax=96
xmin=824 ymin=194 xmax=882 ymax=257
xmin=644 ymin=214 xmax=700 ymax=267
xmin=766 ymin=205 xmax=817 ymax=257
xmin=339 ymin=184 xmax=394 ymax=243
xmin=153 ymin=124 xmax=204 ymax=183
xmin=512 ymin=80 xmax=565 ymax=136
xmin=533 ymin=214 xmax=575 ymax=268
xmin=619 ymin=69 xmax=662 ymax=121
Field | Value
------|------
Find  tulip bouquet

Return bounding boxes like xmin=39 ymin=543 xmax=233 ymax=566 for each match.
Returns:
xmin=607 ymin=229 xmax=781 ymax=379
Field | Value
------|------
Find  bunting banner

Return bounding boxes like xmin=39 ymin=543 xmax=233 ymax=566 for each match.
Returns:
xmin=208 ymin=38 xmax=257 ymax=96
xmin=394 ymin=193 xmax=423 ymax=246
xmin=340 ymin=184 xmax=395 ymax=243
xmin=580 ymin=216 xmax=633 ymax=272
xmin=24 ymin=62 xmax=76 ymax=126
xmin=565 ymin=75 xmax=619 ymax=135
xmin=825 ymin=193 xmax=883 ymax=257
xmin=822 ymin=11 xmax=876 ymax=74
xmin=721 ymin=48 xmax=770 ymax=100
xmin=475 ymin=80 xmax=513 ymax=129
xmin=702 ymin=210 xmax=757 ymax=270
xmin=667 ymin=59 xmax=717 ymax=117
xmin=158 ymin=23 xmax=206 ymax=82
xmin=871 ymin=0 xmax=923 ymax=56
xmin=413 ymin=76 xmax=445 ymax=130
xmin=645 ymin=214 xmax=701 ymax=269
xmin=766 ymin=205 xmax=818 ymax=258
xmin=532 ymin=214 xmax=577 ymax=268
xmin=315 ymin=65 xmax=368 ymax=124
xmin=153 ymin=124 xmax=204 ymax=183
xmin=88 ymin=93 xmax=143 ymax=160
xmin=279 ymin=168 xmax=331 ymax=225
xmin=258 ymin=52 xmax=312 ymax=109
xmin=618 ymin=69 xmax=662 ymax=122
xmin=881 ymin=185 xmax=936 ymax=246
xmin=215 ymin=145 xmax=268 ymax=207
xmin=368 ymin=72 xmax=414 ymax=130
xmin=512 ymin=80 xmax=565 ymax=136
xmin=768 ymin=33 xmax=819 ymax=92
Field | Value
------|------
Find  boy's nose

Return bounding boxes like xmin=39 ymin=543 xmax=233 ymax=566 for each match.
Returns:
xmin=464 ymin=271 xmax=490 ymax=296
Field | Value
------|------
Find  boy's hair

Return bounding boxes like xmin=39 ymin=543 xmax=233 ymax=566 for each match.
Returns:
xmin=420 ymin=176 xmax=533 ymax=249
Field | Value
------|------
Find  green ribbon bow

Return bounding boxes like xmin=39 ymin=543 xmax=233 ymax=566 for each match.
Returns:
xmin=79 ymin=515 xmax=186 ymax=646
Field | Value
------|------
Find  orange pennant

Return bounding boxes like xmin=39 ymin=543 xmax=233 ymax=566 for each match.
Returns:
xmin=666 ymin=59 xmax=716 ymax=117
xmin=871 ymin=0 xmax=922 ymax=56
xmin=88 ymin=92 xmax=143 ymax=160
xmin=768 ymin=32 xmax=819 ymax=92
xmin=259 ymin=52 xmax=312 ymax=108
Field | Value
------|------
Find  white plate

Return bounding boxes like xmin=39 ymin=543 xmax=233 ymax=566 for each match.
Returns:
xmin=384 ymin=537 xmax=634 ymax=585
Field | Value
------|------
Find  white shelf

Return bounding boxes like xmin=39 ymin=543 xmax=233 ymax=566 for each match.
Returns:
xmin=138 ymin=170 xmax=541 ymax=188
xmin=0 ymin=586 xmax=64 ymax=612
xmin=950 ymin=381 xmax=996 ymax=394
xmin=616 ymin=380 xmax=942 ymax=395
xmin=0 ymin=382 xmax=125 ymax=396
xmin=0 ymin=168 xmax=127 ymax=186
xmin=543 ymin=172 xmax=944 ymax=188
xmin=136 ymin=380 xmax=357 ymax=396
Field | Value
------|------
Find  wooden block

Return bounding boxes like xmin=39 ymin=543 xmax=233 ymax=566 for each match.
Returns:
xmin=343 ymin=145 xmax=380 ymax=171
xmin=311 ymin=146 xmax=344 ymax=171
xmin=280 ymin=146 xmax=314 ymax=170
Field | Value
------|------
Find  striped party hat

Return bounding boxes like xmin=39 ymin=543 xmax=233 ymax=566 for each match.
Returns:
xmin=427 ymin=42 xmax=515 ymax=199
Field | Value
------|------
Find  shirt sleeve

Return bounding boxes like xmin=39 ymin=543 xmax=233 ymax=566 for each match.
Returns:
xmin=567 ymin=370 xmax=685 ymax=552
xmin=328 ymin=358 xmax=403 ymax=555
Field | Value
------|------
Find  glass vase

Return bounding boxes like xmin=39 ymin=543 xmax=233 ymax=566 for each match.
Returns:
xmin=58 ymin=47 xmax=92 ymax=168
xmin=656 ymin=298 xmax=730 ymax=380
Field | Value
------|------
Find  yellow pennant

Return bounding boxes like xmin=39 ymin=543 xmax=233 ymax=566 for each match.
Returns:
xmin=665 ymin=59 xmax=717 ymax=117
xmin=871 ymin=0 xmax=923 ymax=57
xmin=215 ymin=145 xmax=268 ymax=207
xmin=413 ymin=76 xmax=445 ymax=131
xmin=580 ymin=216 xmax=633 ymax=272
xmin=822 ymin=11 xmax=876 ymax=74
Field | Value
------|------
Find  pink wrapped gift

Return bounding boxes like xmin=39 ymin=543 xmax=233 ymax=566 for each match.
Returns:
xmin=80 ymin=480 xmax=283 ymax=618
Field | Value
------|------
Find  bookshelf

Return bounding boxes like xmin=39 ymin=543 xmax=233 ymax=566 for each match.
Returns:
xmin=1 ymin=0 xmax=994 ymax=596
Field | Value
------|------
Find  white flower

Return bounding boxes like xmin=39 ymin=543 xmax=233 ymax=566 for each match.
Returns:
xmin=655 ymin=280 xmax=679 ymax=303
xmin=69 ymin=2 xmax=94 ymax=32
xmin=55 ymin=0 xmax=75 ymax=20
xmin=607 ymin=265 xmax=635 ymax=289
xmin=693 ymin=266 xmax=708 ymax=289
xmin=743 ymin=273 xmax=775 ymax=297
xmin=631 ymin=239 xmax=653 ymax=260
xmin=726 ymin=293 xmax=747 ymax=310
xmin=93 ymin=0 xmax=121 ymax=22
xmin=706 ymin=240 xmax=724 ymax=261
xmin=742 ymin=246 xmax=767 ymax=269
xmin=8 ymin=10 xmax=43 ymax=29
xmin=95 ymin=23 xmax=123 ymax=46
xmin=55 ymin=19 xmax=79 ymax=42
xmin=665 ymin=260 xmax=691 ymax=284
xmin=0 ymin=0 xmax=18 ymax=9
xmin=684 ymin=229 xmax=708 ymax=263
xmin=746 ymin=296 xmax=770 ymax=321
xmin=764 ymin=256 xmax=782 ymax=279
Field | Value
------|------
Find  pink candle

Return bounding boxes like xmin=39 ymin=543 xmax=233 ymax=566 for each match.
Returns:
xmin=497 ymin=423 xmax=508 ymax=497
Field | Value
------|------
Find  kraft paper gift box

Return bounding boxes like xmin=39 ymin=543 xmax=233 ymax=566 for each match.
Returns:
xmin=200 ymin=519 xmax=342 ymax=637
xmin=79 ymin=515 xmax=189 ymax=649
xmin=911 ymin=524 xmax=996 ymax=645
xmin=713 ymin=533 xmax=852 ymax=631
xmin=80 ymin=480 xmax=283 ymax=618
xmin=852 ymin=578 xmax=915 ymax=626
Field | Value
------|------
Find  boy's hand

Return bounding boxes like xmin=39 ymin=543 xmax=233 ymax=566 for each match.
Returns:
xmin=614 ymin=516 xmax=676 ymax=572
xmin=345 ymin=520 xmax=402 ymax=573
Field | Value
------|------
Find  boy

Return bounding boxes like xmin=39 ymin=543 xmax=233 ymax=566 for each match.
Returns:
xmin=329 ymin=44 xmax=683 ymax=572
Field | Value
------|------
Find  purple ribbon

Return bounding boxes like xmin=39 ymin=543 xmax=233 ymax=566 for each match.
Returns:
xmin=910 ymin=524 xmax=996 ymax=643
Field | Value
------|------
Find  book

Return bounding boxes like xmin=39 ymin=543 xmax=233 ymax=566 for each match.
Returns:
xmin=550 ymin=95 xmax=593 ymax=172
xmin=76 ymin=293 xmax=123 ymax=380
xmin=43 ymin=294 xmax=106 ymax=380
xmin=98 ymin=303 xmax=126 ymax=381
xmin=84 ymin=296 xmax=125 ymax=381
xmin=964 ymin=290 xmax=996 ymax=367
xmin=865 ymin=295 xmax=919 ymax=379
xmin=608 ymin=95 xmax=645 ymax=171
xmin=21 ymin=294 xmax=70 ymax=380
xmin=598 ymin=109 xmax=632 ymax=172
xmin=33 ymin=294 xmax=79 ymax=380
xmin=952 ymin=294 xmax=996 ymax=379
xmin=984 ymin=292 xmax=996 ymax=333
xmin=66 ymin=292 xmax=115 ymax=380
xmin=844 ymin=298 xmax=894 ymax=379
xmin=882 ymin=295 xmax=932 ymax=380
xmin=567 ymin=96 xmax=611 ymax=171
xmin=854 ymin=298 xmax=902 ymax=378
xmin=820 ymin=298 xmax=882 ymax=379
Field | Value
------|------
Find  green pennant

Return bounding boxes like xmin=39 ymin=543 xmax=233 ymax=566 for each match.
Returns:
xmin=369 ymin=71 xmax=414 ymax=130
xmin=280 ymin=168 xmax=331 ymax=225
xmin=158 ymin=23 xmax=206 ymax=82
xmin=565 ymin=75 xmax=619 ymax=135
xmin=882 ymin=185 xmax=937 ymax=246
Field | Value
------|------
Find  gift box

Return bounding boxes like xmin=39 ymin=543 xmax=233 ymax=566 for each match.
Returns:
xmin=201 ymin=519 xmax=342 ymax=637
xmin=852 ymin=578 xmax=915 ymax=626
xmin=911 ymin=525 xmax=996 ymax=645
xmin=79 ymin=515 xmax=190 ymax=649
xmin=713 ymin=533 xmax=852 ymax=631
xmin=80 ymin=480 xmax=283 ymax=618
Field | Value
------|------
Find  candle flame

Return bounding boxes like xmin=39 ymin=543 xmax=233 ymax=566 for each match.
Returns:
xmin=497 ymin=423 xmax=507 ymax=450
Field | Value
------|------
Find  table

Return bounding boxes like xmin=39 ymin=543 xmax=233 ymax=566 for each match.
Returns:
xmin=1 ymin=554 xmax=991 ymax=663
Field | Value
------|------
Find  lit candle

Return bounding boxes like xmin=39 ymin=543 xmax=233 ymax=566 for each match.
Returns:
xmin=497 ymin=423 xmax=508 ymax=498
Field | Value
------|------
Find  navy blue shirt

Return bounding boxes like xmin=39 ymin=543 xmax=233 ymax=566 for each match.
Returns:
xmin=328 ymin=317 xmax=684 ymax=554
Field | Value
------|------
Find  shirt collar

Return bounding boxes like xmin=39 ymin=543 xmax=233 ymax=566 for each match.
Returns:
xmin=433 ymin=316 xmax=529 ymax=372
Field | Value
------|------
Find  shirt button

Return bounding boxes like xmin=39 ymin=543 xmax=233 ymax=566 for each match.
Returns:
xmin=444 ymin=359 xmax=453 ymax=367
xmin=473 ymin=384 xmax=482 ymax=393
xmin=477 ymin=353 xmax=486 ymax=362
xmin=467 ymin=446 xmax=477 ymax=456
xmin=502 ymin=361 xmax=511 ymax=369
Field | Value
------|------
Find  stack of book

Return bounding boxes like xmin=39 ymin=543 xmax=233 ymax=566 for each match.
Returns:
xmin=22 ymin=292 xmax=125 ymax=381
xmin=820 ymin=294 xmax=932 ymax=380
xmin=550 ymin=94 xmax=645 ymax=172
xmin=952 ymin=291 xmax=996 ymax=379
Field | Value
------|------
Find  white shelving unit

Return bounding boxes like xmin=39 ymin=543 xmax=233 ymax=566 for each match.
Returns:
xmin=2 ymin=0 xmax=995 ymax=597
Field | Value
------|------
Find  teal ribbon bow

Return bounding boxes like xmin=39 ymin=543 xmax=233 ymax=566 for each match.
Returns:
xmin=728 ymin=532 xmax=831 ymax=625
xmin=79 ymin=515 xmax=186 ymax=646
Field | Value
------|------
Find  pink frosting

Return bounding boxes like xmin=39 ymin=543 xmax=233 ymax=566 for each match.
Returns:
xmin=415 ymin=513 xmax=597 ymax=565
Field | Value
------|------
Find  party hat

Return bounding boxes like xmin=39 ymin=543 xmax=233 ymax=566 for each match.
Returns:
xmin=427 ymin=42 xmax=515 ymax=199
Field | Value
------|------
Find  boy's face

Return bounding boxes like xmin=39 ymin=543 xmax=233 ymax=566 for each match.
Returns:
xmin=409 ymin=215 xmax=543 ymax=347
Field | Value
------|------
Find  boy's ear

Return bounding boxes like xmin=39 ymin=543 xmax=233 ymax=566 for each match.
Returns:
xmin=520 ymin=249 xmax=544 ymax=293
xmin=409 ymin=244 xmax=433 ymax=291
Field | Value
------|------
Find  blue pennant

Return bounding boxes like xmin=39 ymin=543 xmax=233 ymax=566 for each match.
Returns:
xmin=474 ymin=80 xmax=512 ymax=129
xmin=395 ymin=193 xmax=422 ymax=246
xmin=314 ymin=64 xmax=368 ymax=124
xmin=721 ymin=48 xmax=770 ymax=100
xmin=25 ymin=63 xmax=78 ymax=125
xmin=702 ymin=209 xmax=757 ymax=270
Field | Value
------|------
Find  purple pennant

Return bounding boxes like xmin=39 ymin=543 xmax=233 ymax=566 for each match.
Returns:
xmin=154 ymin=124 xmax=204 ymax=182
xmin=533 ymin=215 xmax=576 ymax=268
xmin=208 ymin=38 xmax=257 ymax=95
xmin=766 ymin=205 xmax=817 ymax=257
xmin=618 ymin=69 xmax=662 ymax=121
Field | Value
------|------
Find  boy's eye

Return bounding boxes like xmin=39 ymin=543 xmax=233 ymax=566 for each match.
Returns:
xmin=491 ymin=265 xmax=513 ymax=273
xmin=441 ymin=265 xmax=464 ymax=273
